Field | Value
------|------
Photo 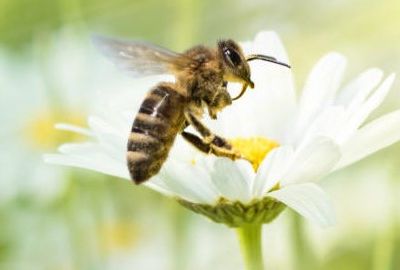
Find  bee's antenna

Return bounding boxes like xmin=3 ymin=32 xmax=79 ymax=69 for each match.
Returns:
xmin=246 ymin=54 xmax=291 ymax=69
xmin=232 ymin=55 xmax=290 ymax=101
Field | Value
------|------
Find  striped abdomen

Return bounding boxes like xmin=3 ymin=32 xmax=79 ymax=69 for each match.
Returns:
xmin=127 ymin=83 xmax=186 ymax=184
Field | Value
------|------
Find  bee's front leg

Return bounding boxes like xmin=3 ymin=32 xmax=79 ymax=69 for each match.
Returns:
xmin=183 ymin=111 xmax=241 ymax=160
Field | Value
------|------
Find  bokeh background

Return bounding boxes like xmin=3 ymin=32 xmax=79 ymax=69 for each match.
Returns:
xmin=0 ymin=0 xmax=399 ymax=269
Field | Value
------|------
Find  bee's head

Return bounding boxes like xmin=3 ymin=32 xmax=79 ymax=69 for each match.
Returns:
xmin=218 ymin=39 xmax=291 ymax=101
xmin=218 ymin=39 xmax=254 ymax=89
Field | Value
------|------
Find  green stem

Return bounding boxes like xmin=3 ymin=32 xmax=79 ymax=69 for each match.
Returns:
xmin=236 ymin=223 xmax=264 ymax=270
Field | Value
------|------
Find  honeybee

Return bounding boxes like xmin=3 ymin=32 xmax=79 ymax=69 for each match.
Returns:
xmin=94 ymin=36 xmax=290 ymax=184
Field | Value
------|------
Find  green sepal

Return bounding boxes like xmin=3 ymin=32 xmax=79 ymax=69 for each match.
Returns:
xmin=178 ymin=196 xmax=285 ymax=227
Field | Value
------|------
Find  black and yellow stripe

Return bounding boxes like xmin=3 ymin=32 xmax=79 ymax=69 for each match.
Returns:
xmin=127 ymin=83 xmax=186 ymax=184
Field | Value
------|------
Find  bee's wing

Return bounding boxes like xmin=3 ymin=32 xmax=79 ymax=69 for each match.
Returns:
xmin=93 ymin=35 xmax=187 ymax=77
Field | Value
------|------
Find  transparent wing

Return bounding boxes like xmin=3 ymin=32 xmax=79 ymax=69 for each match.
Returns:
xmin=93 ymin=35 xmax=185 ymax=77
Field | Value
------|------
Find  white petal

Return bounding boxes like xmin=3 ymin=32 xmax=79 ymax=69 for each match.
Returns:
xmin=335 ymin=109 xmax=400 ymax=170
xmin=208 ymin=97 xmax=259 ymax=137
xmin=86 ymin=116 xmax=128 ymax=162
xmin=210 ymin=158 xmax=255 ymax=203
xmin=97 ymin=131 xmax=127 ymax=162
xmin=160 ymin=160 xmax=219 ymax=204
xmin=145 ymin=176 xmax=176 ymax=197
xmin=268 ymin=183 xmax=335 ymax=227
xmin=300 ymin=106 xmax=347 ymax=145
xmin=335 ymin=68 xmax=383 ymax=111
xmin=253 ymin=145 xmax=294 ymax=197
xmin=282 ymin=137 xmax=341 ymax=185
xmin=58 ymin=143 xmax=128 ymax=175
xmin=88 ymin=115 xmax=126 ymax=140
xmin=43 ymin=146 xmax=129 ymax=180
xmin=293 ymin=53 xmax=347 ymax=143
xmin=169 ymin=136 xmax=199 ymax=164
xmin=251 ymin=32 xmax=296 ymax=140
xmin=55 ymin=123 xmax=93 ymax=137
xmin=340 ymin=74 xmax=396 ymax=139
xmin=300 ymin=52 xmax=347 ymax=107
xmin=252 ymin=31 xmax=290 ymax=63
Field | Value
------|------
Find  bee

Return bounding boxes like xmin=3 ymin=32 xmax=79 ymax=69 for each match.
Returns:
xmin=94 ymin=36 xmax=290 ymax=184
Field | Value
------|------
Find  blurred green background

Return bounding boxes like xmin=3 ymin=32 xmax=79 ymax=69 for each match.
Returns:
xmin=0 ymin=0 xmax=399 ymax=269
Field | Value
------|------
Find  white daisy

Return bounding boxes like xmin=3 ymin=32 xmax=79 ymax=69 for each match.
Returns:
xmin=45 ymin=31 xmax=400 ymax=229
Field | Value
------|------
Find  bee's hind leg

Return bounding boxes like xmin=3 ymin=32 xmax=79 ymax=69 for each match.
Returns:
xmin=182 ymin=112 xmax=241 ymax=160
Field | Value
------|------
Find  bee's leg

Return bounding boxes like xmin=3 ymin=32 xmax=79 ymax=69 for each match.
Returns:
xmin=181 ymin=131 xmax=241 ymax=160
xmin=181 ymin=131 xmax=211 ymax=154
xmin=210 ymin=142 xmax=242 ymax=160
xmin=183 ymin=112 xmax=241 ymax=160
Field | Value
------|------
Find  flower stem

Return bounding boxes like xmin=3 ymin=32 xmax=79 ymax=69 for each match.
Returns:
xmin=236 ymin=223 xmax=264 ymax=270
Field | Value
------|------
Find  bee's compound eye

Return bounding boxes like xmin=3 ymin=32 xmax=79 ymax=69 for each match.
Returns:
xmin=224 ymin=48 xmax=241 ymax=66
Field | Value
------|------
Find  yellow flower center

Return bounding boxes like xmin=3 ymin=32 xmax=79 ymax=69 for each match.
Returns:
xmin=230 ymin=137 xmax=279 ymax=171
xmin=24 ymin=109 xmax=86 ymax=150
